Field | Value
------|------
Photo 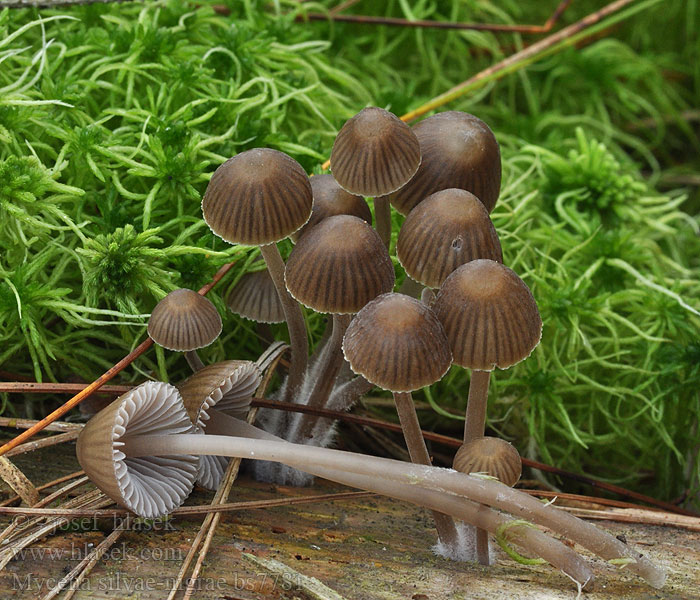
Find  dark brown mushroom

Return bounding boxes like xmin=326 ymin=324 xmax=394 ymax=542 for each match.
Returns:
xmin=291 ymin=174 xmax=372 ymax=243
xmin=147 ymin=288 xmax=222 ymax=372
xmin=385 ymin=111 xmax=501 ymax=216
xmin=226 ymin=264 xmax=285 ymax=324
xmin=201 ymin=148 xmax=313 ymax=401
xmin=342 ymin=292 xmax=459 ymax=550
xmin=285 ymin=215 xmax=395 ymax=427
xmin=331 ymin=107 xmax=421 ymax=248
xmin=397 ymin=188 xmax=502 ymax=290
xmin=453 ymin=437 xmax=522 ymax=488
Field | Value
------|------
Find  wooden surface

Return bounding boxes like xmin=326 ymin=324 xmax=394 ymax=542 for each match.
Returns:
xmin=0 ymin=440 xmax=699 ymax=599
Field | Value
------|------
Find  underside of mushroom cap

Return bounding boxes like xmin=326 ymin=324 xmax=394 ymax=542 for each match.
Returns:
xmin=76 ymin=381 xmax=198 ymax=519
xmin=397 ymin=188 xmax=503 ymax=288
xmin=148 ymin=288 xmax=222 ymax=352
xmin=179 ymin=360 xmax=262 ymax=428
xmin=433 ymin=259 xmax=542 ymax=371
xmin=342 ymin=292 xmax=452 ymax=391
xmin=226 ymin=266 xmax=285 ymax=324
xmin=387 ymin=111 xmax=501 ymax=216
xmin=331 ymin=107 xmax=421 ymax=197
xmin=178 ymin=360 xmax=262 ymax=490
xmin=202 ymin=147 xmax=313 ymax=245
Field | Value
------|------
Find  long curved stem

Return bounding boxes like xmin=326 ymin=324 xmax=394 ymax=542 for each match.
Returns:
xmin=121 ymin=434 xmax=665 ymax=589
xmin=374 ymin=196 xmax=392 ymax=249
xmin=202 ymin=411 xmax=592 ymax=583
xmin=259 ymin=243 xmax=308 ymax=402
xmin=393 ymin=392 xmax=460 ymax=550
xmin=464 ymin=368 xmax=492 ymax=564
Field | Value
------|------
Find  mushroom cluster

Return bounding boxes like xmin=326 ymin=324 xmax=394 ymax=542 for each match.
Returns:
xmin=75 ymin=107 xmax=666 ymax=590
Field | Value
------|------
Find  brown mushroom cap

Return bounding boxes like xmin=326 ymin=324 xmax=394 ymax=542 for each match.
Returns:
xmin=285 ymin=215 xmax=395 ymax=314
xmin=330 ymin=107 xmax=421 ymax=197
xmin=396 ymin=188 xmax=503 ymax=288
xmin=386 ymin=111 xmax=501 ymax=216
xmin=226 ymin=265 xmax=285 ymax=324
xmin=202 ymin=148 xmax=312 ymax=245
xmin=291 ymin=174 xmax=372 ymax=242
xmin=342 ymin=293 xmax=452 ymax=391
xmin=76 ymin=382 xmax=198 ymax=519
xmin=453 ymin=437 xmax=522 ymax=487
xmin=433 ymin=259 xmax=542 ymax=371
xmin=178 ymin=360 xmax=262 ymax=490
xmin=148 ymin=289 xmax=222 ymax=352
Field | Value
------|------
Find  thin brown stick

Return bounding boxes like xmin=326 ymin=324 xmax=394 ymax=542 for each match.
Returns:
xmin=0 ymin=491 xmax=374 ymax=519
xmin=564 ymin=507 xmax=700 ymax=532
xmin=5 ymin=430 xmax=80 ymax=458
xmin=0 ymin=261 xmax=236 ymax=458
xmin=0 ymin=383 xmax=131 ymax=395
xmin=298 ymin=0 xmax=572 ymax=33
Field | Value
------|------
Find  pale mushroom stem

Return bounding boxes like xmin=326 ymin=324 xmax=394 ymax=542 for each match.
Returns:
xmin=120 ymin=433 xmax=665 ymax=589
xmin=463 ymin=368 xmax=492 ymax=565
xmin=259 ymin=243 xmax=308 ymax=402
xmin=184 ymin=350 xmax=205 ymax=372
xmin=326 ymin=375 xmax=374 ymax=412
xmin=373 ymin=196 xmax=392 ymax=249
xmin=420 ymin=288 xmax=436 ymax=306
xmin=393 ymin=391 xmax=460 ymax=549
xmin=203 ymin=410 xmax=593 ymax=584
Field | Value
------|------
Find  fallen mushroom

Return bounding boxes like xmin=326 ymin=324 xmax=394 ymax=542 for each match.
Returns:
xmin=77 ymin=381 xmax=665 ymax=589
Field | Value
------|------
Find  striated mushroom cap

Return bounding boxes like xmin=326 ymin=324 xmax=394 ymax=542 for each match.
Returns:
xmin=285 ymin=215 xmax=395 ymax=314
xmin=226 ymin=265 xmax=285 ymax=324
xmin=433 ymin=259 xmax=542 ymax=371
xmin=386 ymin=111 xmax=501 ymax=216
xmin=342 ymin=293 xmax=452 ymax=392
xmin=148 ymin=289 xmax=222 ymax=352
xmin=453 ymin=436 xmax=522 ymax=487
xmin=202 ymin=148 xmax=312 ymax=245
xmin=291 ymin=174 xmax=372 ymax=242
xmin=331 ymin=107 xmax=421 ymax=197
xmin=178 ymin=360 xmax=262 ymax=490
xmin=397 ymin=188 xmax=502 ymax=288
xmin=76 ymin=381 xmax=198 ymax=519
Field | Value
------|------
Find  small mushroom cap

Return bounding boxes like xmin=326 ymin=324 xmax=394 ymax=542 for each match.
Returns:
xmin=76 ymin=381 xmax=198 ymax=519
xmin=285 ymin=215 xmax=395 ymax=314
xmin=433 ymin=259 xmax=542 ymax=371
xmin=148 ymin=289 xmax=222 ymax=352
xmin=178 ymin=360 xmax=262 ymax=490
xmin=396 ymin=188 xmax=503 ymax=288
xmin=331 ymin=107 xmax=421 ymax=197
xmin=291 ymin=174 xmax=372 ymax=242
xmin=386 ymin=111 xmax=501 ymax=216
xmin=202 ymin=148 xmax=313 ymax=245
xmin=226 ymin=265 xmax=285 ymax=324
xmin=342 ymin=293 xmax=452 ymax=392
xmin=453 ymin=437 xmax=522 ymax=487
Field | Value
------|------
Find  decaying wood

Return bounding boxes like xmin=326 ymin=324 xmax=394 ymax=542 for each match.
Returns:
xmin=0 ymin=456 xmax=39 ymax=506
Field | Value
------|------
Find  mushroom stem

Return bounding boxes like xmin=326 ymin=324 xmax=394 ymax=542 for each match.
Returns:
xmin=202 ymin=410 xmax=593 ymax=583
xmin=306 ymin=314 xmax=351 ymax=410
xmin=184 ymin=350 xmax=205 ymax=373
xmin=463 ymin=369 xmax=492 ymax=565
xmin=393 ymin=392 xmax=460 ymax=550
xmin=374 ymin=196 xmax=392 ymax=249
xmin=326 ymin=375 xmax=374 ymax=412
xmin=464 ymin=370 xmax=490 ymax=443
xmin=259 ymin=243 xmax=308 ymax=402
xmin=120 ymin=433 xmax=664 ymax=588
xmin=420 ymin=288 xmax=436 ymax=306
